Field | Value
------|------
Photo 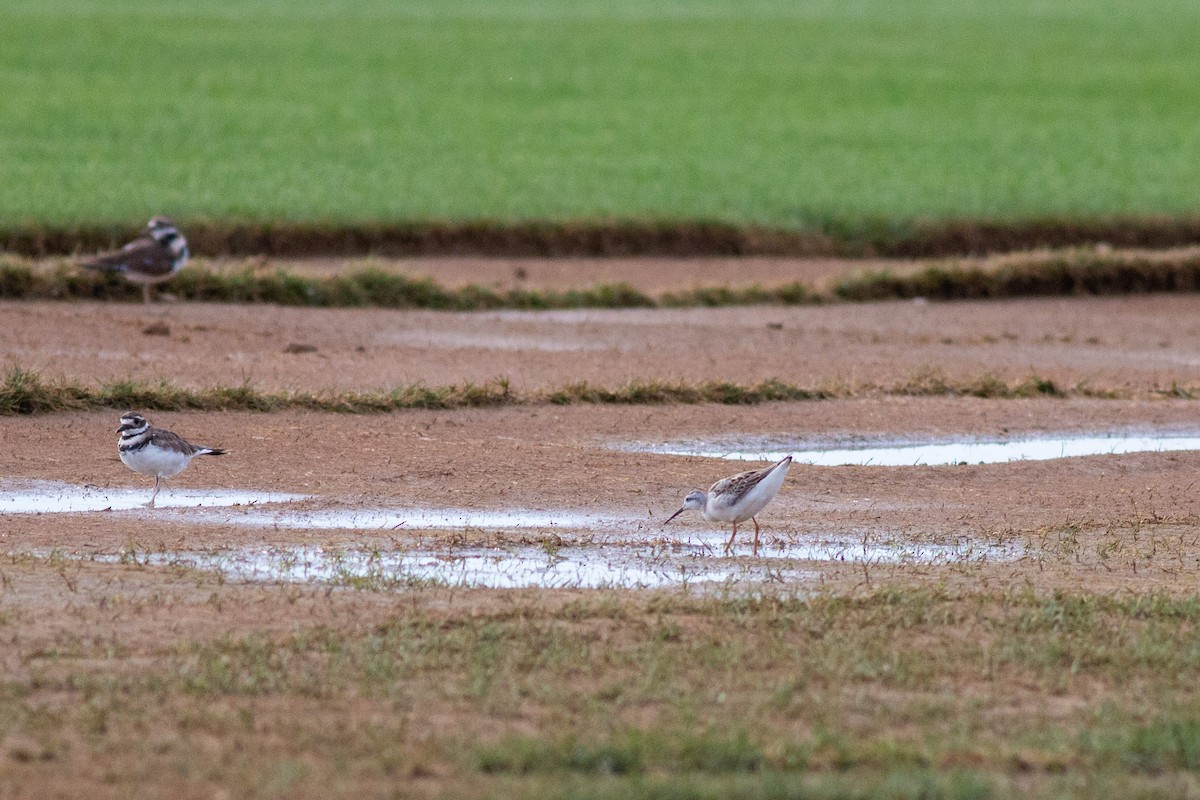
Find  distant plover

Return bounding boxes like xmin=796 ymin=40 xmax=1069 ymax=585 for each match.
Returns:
xmin=665 ymin=455 xmax=792 ymax=556
xmin=116 ymin=411 xmax=225 ymax=507
xmin=82 ymin=216 xmax=189 ymax=303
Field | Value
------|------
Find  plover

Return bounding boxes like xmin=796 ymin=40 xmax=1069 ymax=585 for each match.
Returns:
xmin=665 ymin=455 xmax=792 ymax=556
xmin=82 ymin=216 xmax=189 ymax=303
xmin=116 ymin=411 xmax=225 ymax=507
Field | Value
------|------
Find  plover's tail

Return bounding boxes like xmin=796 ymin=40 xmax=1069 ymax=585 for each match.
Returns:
xmin=197 ymin=447 xmax=227 ymax=457
xmin=80 ymin=252 xmax=129 ymax=273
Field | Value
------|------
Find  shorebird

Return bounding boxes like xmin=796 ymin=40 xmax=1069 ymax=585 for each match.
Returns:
xmin=665 ymin=455 xmax=792 ymax=556
xmin=81 ymin=216 xmax=189 ymax=303
xmin=116 ymin=411 xmax=225 ymax=507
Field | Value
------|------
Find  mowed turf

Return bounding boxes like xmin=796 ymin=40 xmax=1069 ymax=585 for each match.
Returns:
xmin=1 ymin=0 xmax=1199 ymax=228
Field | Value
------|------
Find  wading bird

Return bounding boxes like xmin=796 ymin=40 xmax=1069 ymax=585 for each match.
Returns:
xmin=116 ymin=411 xmax=225 ymax=507
xmin=665 ymin=455 xmax=792 ymax=556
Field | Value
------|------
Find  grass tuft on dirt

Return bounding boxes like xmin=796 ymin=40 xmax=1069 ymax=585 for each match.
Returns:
xmin=0 ymin=261 xmax=662 ymax=310
xmin=836 ymin=252 xmax=1200 ymax=302
xmin=7 ymin=250 xmax=1200 ymax=310
xmin=0 ymin=367 xmax=1167 ymax=417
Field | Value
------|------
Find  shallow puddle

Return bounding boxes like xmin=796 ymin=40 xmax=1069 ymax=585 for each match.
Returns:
xmin=181 ymin=506 xmax=626 ymax=532
xmin=172 ymin=508 xmax=1013 ymax=564
xmin=633 ymin=433 xmax=1200 ymax=467
xmin=98 ymin=544 xmax=817 ymax=589
xmin=4 ymin=480 xmax=1015 ymax=588
xmin=71 ymin=530 xmax=1014 ymax=590
xmin=0 ymin=479 xmax=306 ymax=514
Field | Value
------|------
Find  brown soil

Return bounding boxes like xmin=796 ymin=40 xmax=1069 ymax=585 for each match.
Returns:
xmin=4 ymin=398 xmax=1200 ymax=557
xmin=222 ymin=246 xmax=1200 ymax=293
xmin=5 ymin=257 xmax=1200 ymax=797
xmin=5 ymin=288 xmax=1200 ymax=392
xmin=211 ymin=253 xmax=920 ymax=293
xmin=3 ymin=267 xmax=1200 ymax=578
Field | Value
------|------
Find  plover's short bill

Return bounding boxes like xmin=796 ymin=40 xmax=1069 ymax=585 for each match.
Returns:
xmin=665 ymin=455 xmax=792 ymax=556
xmin=116 ymin=411 xmax=226 ymax=507
xmin=82 ymin=216 xmax=189 ymax=303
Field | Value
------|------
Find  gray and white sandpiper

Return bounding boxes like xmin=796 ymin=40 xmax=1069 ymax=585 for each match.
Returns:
xmin=665 ymin=455 xmax=792 ymax=556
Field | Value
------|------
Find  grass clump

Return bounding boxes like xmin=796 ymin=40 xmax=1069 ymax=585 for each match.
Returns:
xmin=835 ymin=252 xmax=1200 ymax=302
xmin=512 ymin=772 xmax=994 ymax=800
xmin=0 ymin=367 xmax=1174 ymax=416
xmin=659 ymin=284 xmax=811 ymax=307
xmin=475 ymin=728 xmax=764 ymax=776
xmin=8 ymin=251 xmax=1200 ymax=310
xmin=895 ymin=369 xmax=1063 ymax=399
xmin=0 ymin=366 xmax=91 ymax=414
xmin=1102 ymin=719 xmax=1200 ymax=772
xmin=0 ymin=367 xmax=518 ymax=415
xmin=0 ymin=261 xmax=662 ymax=310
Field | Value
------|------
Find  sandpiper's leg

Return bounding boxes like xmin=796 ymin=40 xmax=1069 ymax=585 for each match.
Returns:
xmin=142 ymin=283 xmax=152 ymax=304
xmin=752 ymin=517 xmax=761 ymax=556
xmin=724 ymin=522 xmax=738 ymax=555
xmin=148 ymin=476 xmax=160 ymax=508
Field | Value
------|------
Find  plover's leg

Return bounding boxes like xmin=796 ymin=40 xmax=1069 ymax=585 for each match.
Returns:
xmin=142 ymin=283 xmax=151 ymax=304
xmin=724 ymin=522 xmax=738 ymax=555
xmin=148 ymin=475 xmax=160 ymax=508
xmin=752 ymin=517 xmax=761 ymax=556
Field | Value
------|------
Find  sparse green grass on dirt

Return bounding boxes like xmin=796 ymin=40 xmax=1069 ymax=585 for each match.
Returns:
xmin=8 ymin=249 xmax=1200 ymax=308
xmin=0 ymin=260 xmax=662 ymax=309
xmin=2 ymin=0 xmax=1198 ymax=230
xmin=0 ymin=365 xmax=1141 ymax=417
xmin=7 ymin=556 xmax=1200 ymax=798
xmin=831 ymin=251 xmax=1200 ymax=302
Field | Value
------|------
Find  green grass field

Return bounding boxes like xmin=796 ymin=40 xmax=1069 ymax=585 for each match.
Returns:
xmin=2 ymin=0 xmax=1199 ymax=228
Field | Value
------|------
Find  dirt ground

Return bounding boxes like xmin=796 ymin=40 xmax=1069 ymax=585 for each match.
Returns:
xmin=4 ymin=398 xmax=1200 ymax=562
xmin=6 ymin=289 xmax=1200 ymax=393
xmin=5 ymin=257 xmax=1200 ymax=797
xmin=3 ymin=254 xmax=1200 ymax=578
xmin=211 ymin=246 xmax=1200 ymax=292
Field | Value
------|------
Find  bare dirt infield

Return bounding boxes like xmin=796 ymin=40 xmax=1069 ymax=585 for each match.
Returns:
xmin=5 ymin=256 xmax=1200 ymax=798
xmin=4 ymin=257 xmax=1200 ymax=596
xmin=6 ymin=287 xmax=1200 ymax=393
xmin=3 ymin=396 xmax=1200 ymax=562
xmin=5 ymin=267 xmax=1200 ymax=637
